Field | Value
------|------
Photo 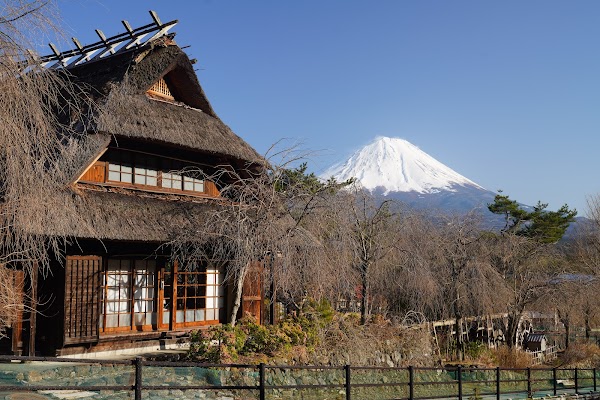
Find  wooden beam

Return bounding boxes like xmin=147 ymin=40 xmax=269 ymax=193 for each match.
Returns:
xmin=149 ymin=10 xmax=162 ymax=26
xmin=28 ymin=263 xmax=38 ymax=357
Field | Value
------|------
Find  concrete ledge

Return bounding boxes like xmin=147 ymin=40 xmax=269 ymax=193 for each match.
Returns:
xmin=58 ymin=338 xmax=189 ymax=360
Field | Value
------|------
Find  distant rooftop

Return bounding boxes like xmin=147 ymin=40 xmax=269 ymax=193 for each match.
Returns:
xmin=34 ymin=10 xmax=177 ymax=70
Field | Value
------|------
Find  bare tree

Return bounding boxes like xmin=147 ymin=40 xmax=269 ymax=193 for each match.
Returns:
xmin=424 ymin=212 xmax=507 ymax=359
xmin=485 ymin=233 xmax=557 ymax=348
xmin=369 ymin=211 xmax=443 ymax=320
xmin=333 ymin=187 xmax=398 ymax=325
xmin=169 ymin=149 xmax=349 ymax=325
xmin=574 ymin=195 xmax=600 ymax=278
xmin=568 ymin=195 xmax=600 ymax=341
xmin=0 ymin=1 xmax=91 ymax=333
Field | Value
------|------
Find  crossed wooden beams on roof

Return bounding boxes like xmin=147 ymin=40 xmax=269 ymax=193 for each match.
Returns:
xmin=37 ymin=10 xmax=177 ymax=70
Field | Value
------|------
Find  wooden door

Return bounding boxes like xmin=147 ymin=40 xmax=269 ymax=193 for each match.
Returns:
xmin=242 ymin=262 xmax=263 ymax=323
xmin=64 ymin=256 xmax=101 ymax=345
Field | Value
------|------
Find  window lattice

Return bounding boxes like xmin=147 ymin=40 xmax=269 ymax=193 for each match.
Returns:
xmin=147 ymin=78 xmax=174 ymax=100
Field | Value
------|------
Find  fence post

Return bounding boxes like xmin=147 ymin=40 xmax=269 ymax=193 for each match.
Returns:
xmin=409 ymin=366 xmax=414 ymax=400
xmin=496 ymin=366 xmax=500 ymax=400
xmin=574 ymin=367 xmax=578 ymax=395
xmin=527 ymin=367 xmax=532 ymax=398
xmin=552 ymin=368 xmax=557 ymax=396
xmin=594 ymin=368 xmax=597 ymax=392
xmin=345 ymin=364 xmax=351 ymax=400
xmin=457 ymin=366 xmax=463 ymax=400
xmin=259 ymin=363 xmax=266 ymax=400
xmin=134 ymin=357 xmax=143 ymax=400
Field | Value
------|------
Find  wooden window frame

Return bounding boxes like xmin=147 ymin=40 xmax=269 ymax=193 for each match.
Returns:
xmin=162 ymin=261 xmax=223 ymax=329
xmin=101 ymin=259 xmax=158 ymax=334
xmin=80 ymin=148 xmax=220 ymax=198
xmin=99 ymin=258 xmax=223 ymax=335
xmin=107 ymin=161 xmax=133 ymax=184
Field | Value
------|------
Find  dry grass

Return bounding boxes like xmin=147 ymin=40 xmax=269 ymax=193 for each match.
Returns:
xmin=481 ymin=346 xmax=535 ymax=369
xmin=558 ymin=343 xmax=600 ymax=368
xmin=313 ymin=313 xmax=435 ymax=367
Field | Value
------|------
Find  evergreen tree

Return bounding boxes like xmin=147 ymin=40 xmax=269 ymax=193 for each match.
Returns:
xmin=488 ymin=193 xmax=577 ymax=243
xmin=274 ymin=162 xmax=353 ymax=195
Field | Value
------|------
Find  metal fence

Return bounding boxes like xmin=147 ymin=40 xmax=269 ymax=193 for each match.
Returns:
xmin=0 ymin=355 xmax=597 ymax=400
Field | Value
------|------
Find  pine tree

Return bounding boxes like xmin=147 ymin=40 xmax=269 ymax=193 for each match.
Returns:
xmin=488 ymin=193 xmax=577 ymax=243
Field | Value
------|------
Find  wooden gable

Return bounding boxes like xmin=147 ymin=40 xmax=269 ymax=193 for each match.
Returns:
xmin=147 ymin=77 xmax=175 ymax=101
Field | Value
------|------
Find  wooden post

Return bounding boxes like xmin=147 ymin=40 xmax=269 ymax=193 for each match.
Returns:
xmin=526 ymin=367 xmax=532 ymax=398
xmin=28 ymin=263 xmax=38 ymax=357
xmin=170 ymin=260 xmax=179 ymax=330
xmin=11 ymin=270 xmax=24 ymax=355
xmin=408 ymin=366 xmax=414 ymax=400
xmin=457 ymin=366 xmax=463 ymax=400
xmin=269 ymin=253 xmax=276 ymax=325
xmin=345 ymin=364 xmax=351 ymax=400
xmin=496 ymin=366 xmax=500 ymax=400
xmin=259 ymin=362 xmax=265 ymax=400
xmin=157 ymin=267 xmax=165 ymax=330
xmin=134 ymin=357 xmax=143 ymax=400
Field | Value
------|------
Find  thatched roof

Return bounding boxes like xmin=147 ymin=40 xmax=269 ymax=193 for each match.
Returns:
xmin=20 ymin=185 xmax=217 ymax=242
xmin=97 ymin=94 xmax=261 ymax=166
xmin=16 ymin=35 xmax=266 ymax=242
xmin=66 ymin=35 xmax=262 ymax=166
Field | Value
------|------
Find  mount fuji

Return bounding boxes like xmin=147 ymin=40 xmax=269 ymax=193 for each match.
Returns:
xmin=321 ymin=137 xmax=497 ymax=213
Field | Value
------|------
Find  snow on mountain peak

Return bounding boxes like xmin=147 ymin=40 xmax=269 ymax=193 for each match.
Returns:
xmin=322 ymin=137 xmax=483 ymax=194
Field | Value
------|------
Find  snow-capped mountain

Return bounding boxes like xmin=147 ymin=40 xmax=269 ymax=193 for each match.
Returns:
xmin=323 ymin=137 xmax=481 ymax=194
xmin=322 ymin=137 xmax=497 ymax=212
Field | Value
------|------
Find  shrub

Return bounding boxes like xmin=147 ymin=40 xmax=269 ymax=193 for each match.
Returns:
xmin=188 ymin=309 xmax=325 ymax=362
xmin=464 ymin=341 xmax=487 ymax=360
xmin=189 ymin=324 xmax=247 ymax=363
xmin=489 ymin=346 xmax=533 ymax=369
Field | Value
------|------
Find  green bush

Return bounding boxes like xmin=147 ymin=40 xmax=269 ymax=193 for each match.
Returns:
xmin=465 ymin=341 xmax=487 ymax=360
xmin=188 ymin=301 xmax=332 ymax=362
xmin=189 ymin=324 xmax=247 ymax=363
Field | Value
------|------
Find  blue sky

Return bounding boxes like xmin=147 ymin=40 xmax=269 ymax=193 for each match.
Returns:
xmin=49 ymin=1 xmax=600 ymax=213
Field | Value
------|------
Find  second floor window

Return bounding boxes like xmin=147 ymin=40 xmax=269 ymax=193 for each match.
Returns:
xmin=104 ymin=149 xmax=206 ymax=194
xmin=162 ymin=172 xmax=183 ymax=190
xmin=184 ymin=176 xmax=204 ymax=192
xmin=108 ymin=163 xmax=133 ymax=183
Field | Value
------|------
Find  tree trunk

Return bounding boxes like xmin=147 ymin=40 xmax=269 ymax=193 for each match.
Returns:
xmin=558 ymin=309 xmax=570 ymax=349
xmin=360 ymin=264 xmax=368 ymax=325
xmin=506 ymin=312 xmax=521 ymax=349
xmin=452 ymin=276 xmax=464 ymax=360
xmin=455 ymin=315 xmax=464 ymax=361
xmin=585 ymin=316 xmax=591 ymax=341
xmin=584 ymin=306 xmax=591 ymax=341
xmin=229 ymin=265 xmax=248 ymax=326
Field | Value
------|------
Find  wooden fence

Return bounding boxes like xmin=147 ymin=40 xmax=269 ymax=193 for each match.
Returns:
xmin=0 ymin=355 xmax=597 ymax=400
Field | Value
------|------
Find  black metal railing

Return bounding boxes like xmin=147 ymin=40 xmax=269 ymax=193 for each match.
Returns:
xmin=0 ymin=355 xmax=597 ymax=400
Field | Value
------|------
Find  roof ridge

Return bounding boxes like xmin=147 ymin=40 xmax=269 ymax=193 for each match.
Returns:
xmin=33 ymin=10 xmax=177 ymax=70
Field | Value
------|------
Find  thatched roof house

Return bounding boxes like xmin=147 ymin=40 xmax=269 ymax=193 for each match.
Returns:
xmin=4 ymin=13 xmax=265 ymax=356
